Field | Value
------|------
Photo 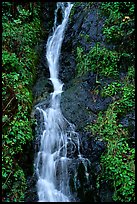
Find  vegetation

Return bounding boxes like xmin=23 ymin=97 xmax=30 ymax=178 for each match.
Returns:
xmin=101 ymin=79 xmax=135 ymax=116
xmin=101 ymin=2 xmax=135 ymax=56
xmin=76 ymin=44 xmax=119 ymax=77
xmin=76 ymin=2 xmax=135 ymax=76
xmin=2 ymin=2 xmax=42 ymax=202
xmin=76 ymin=2 xmax=135 ymax=202
xmin=87 ymin=105 xmax=135 ymax=202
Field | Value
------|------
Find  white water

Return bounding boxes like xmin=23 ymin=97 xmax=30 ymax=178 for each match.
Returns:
xmin=34 ymin=2 xmax=90 ymax=202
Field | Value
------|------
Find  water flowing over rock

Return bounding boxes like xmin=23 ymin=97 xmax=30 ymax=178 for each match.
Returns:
xmin=29 ymin=2 xmax=135 ymax=202
xmin=33 ymin=3 xmax=92 ymax=202
xmin=30 ymin=2 xmax=112 ymax=202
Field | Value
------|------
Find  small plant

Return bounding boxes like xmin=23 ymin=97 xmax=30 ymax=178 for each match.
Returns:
xmin=112 ymin=83 xmax=134 ymax=116
xmin=101 ymin=82 xmax=122 ymax=98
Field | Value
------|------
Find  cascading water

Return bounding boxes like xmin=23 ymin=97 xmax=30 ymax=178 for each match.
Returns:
xmin=34 ymin=2 xmax=90 ymax=202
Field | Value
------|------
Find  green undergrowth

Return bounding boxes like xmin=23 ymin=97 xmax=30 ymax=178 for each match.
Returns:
xmin=76 ymin=2 xmax=135 ymax=202
xmin=86 ymin=67 xmax=135 ymax=202
xmin=76 ymin=44 xmax=119 ymax=78
xmin=86 ymin=101 xmax=135 ymax=202
xmin=101 ymin=2 xmax=135 ymax=54
xmin=2 ymin=2 xmax=42 ymax=202
xmin=101 ymin=77 xmax=135 ymax=116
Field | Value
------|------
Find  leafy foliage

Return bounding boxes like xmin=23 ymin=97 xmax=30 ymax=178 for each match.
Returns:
xmin=86 ymin=105 xmax=135 ymax=202
xmin=101 ymin=80 xmax=135 ymax=116
xmin=101 ymin=81 xmax=122 ymax=97
xmin=100 ymin=2 xmax=135 ymax=70
xmin=2 ymin=2 xmax=42 ymax=202
xmin=76 ymin=44 xmax=119 ymax=77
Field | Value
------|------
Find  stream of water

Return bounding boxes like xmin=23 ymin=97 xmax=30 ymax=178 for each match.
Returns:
xmin=34 ymin=2 xmax=89 ymax=202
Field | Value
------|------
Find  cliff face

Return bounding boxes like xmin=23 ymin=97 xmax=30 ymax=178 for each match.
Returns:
xmin=31 ymin=2 xmax=135 ymax=202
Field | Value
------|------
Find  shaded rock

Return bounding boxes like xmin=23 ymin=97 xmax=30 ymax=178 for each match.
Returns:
xmin=119 ymin=111 xmax=135 ymax=128
xmin=25 ymin=176 xmax=38 ymax=202
xmin=61 ymin=77 xmax=97 ymax=131
xmin=99 ymin=181 xmax=114 ymax=202
xmin=119 ymin=111 xmax=135 ymax=147
xmin=88 ymin=96 xmax=113 ymax=114
xmin=80 ymin=131 xmax=106 ymax=163
xmin=61 ymin=73 xmax=113 ymax=130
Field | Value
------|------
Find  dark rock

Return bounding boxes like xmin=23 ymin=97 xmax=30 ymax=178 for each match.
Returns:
xmin=119 ymin=111 xmax=135 ymax=147
xmin=88 ymin=96 xmax=113 ymax=114
xmin=120 ymin=111 xmax=135 ymax=128
xmin=80 ymin=131 xmax=106 ymax=163
xmin=61 ymin=76 xmax=97 ymax=131
xmin=59 ymin=54 xmax=76 ymax=83
xmin=25 ymin=176 xmax=38 ymax=202
xmin=61 ymin=73 xmax=113 ymax=131
xmin=99 ymin=181 xmax=114 ymax=202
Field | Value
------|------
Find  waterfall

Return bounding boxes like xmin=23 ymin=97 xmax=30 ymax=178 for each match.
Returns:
xmin=34 ymin=2 xmax=90 ymax=202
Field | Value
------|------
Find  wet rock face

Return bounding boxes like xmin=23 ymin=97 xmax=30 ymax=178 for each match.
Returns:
xmin=61 ymin=72 xmax=114 ymax=132
xmin=59 ymin=2 xmax=106 ymax=84
xmin=66 ymin=130 xmax=107 ymax=202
